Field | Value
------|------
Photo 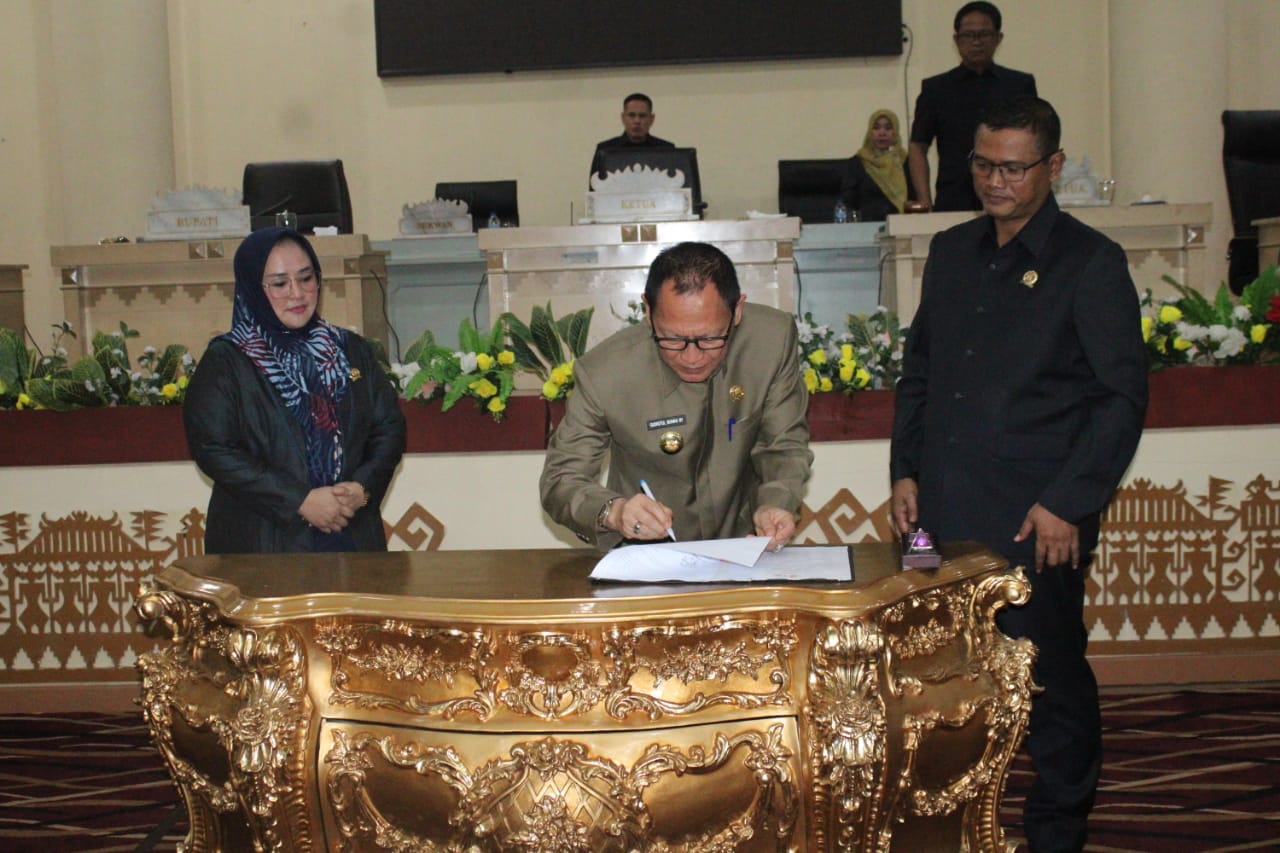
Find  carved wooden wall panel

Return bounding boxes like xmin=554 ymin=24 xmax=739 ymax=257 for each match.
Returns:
xmin=2 ymin=473 xmax=1277 ymax=691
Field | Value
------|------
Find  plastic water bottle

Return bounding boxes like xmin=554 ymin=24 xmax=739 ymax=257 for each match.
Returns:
xmin=833 ymin=199 xmax=850 ymax=224
xmin=487 ymin=211 xmax=501 ymax=228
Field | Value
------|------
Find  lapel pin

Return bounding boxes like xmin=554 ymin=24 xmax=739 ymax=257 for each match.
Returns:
xmin=1021 ymin=270 xmax=1039 ymax=288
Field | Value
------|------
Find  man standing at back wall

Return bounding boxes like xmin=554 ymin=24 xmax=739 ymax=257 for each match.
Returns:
xmin=891 ymin=95 xmax=1147 ymax=851
xmin=908 ymin=2 xmax=1037 ymax=211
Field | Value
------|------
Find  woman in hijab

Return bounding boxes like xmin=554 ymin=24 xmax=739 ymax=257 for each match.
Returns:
xmin=184 ymin=227 xmax=405 ymax=553
xmin=839 ymin=108 xmax=912 ymax=222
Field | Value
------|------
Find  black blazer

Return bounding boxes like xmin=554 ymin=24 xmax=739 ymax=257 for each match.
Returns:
xmin=891 ymin=198 xmax=1147 ymax=560
xmin=184 ymin=334 xmax=405 ymax=553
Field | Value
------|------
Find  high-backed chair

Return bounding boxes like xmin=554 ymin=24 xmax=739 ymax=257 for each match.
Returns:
xmin=434 ymin=180 xmax=519 ymax=229
xmin=1221 ymin=111 xmax=1280 ymax=292
xmin=778 ymin=159 xmax=848 ymax=224
xmin=242 ymin=160 xmax=354 ymax=234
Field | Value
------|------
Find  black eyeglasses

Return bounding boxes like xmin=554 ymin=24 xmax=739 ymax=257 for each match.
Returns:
xmin=967 ymin=150 xmax=1059 ymax=183
xmin=650 ymin=318 xmax=733 ymax=351
xmin=955 ymin=30 xmax=998 ymax=43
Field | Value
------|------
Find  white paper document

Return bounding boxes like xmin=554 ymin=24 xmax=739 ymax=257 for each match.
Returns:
xmin=589 ymin=538 xmax=852 ymax=584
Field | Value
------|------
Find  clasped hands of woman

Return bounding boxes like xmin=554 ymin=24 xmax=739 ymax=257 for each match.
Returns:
xmin=299 ymin=482 xmax=370 ymax=534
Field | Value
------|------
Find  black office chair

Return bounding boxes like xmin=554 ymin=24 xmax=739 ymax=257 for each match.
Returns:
xmin=778 ymin=159 xmax=848 ymax=224
xmin=242 ymin=160 xmax=354 ymax=234
xmin=1221 ymin=111 xmax=1280 ymax=293
xmin=434 ymin=180 xmax=519 ymax=230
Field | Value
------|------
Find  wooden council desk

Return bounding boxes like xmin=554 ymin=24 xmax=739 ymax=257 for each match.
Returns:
xmin=50 ymin=235 xmax=387 ymax=359
xmin=0 ymin=264 xmax=26 ymax=335
xmin=880 ymin=203 xmax=1212 ymax=323
xmin=479 ymin=218 xmax=800 ymax=354
xmin=135 ymin=542 xmax=1033 ymax=852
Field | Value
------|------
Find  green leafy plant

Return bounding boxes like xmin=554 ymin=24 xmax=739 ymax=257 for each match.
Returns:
xmin=400 ymin=318 xmax=517 ymax=421
xmin=501 ymin=303 xmax=593 ymax=400
xmin=0 ymin=322 xmax=192 ymax=410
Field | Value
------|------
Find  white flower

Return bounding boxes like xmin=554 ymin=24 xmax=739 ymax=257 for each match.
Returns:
xmin=1206 ymin=324 xmax=1231 ymax=342
xmin=111 ymin=330 xmax=123 ymax=338
xmin=455 ymin=351 xmax=478 ymax=373
xmin=83 ymin=380 xmax=94 ymax=391
xmin=795 ymin=319 xmax=815 ymax=344
xmin=143 ymin=345 xmax=157 ymax=354
xmin=388 ymin=362 xmax=418 ymax=384
xmin=1215 ymin=328 xmax=1247 ymax=358
xmin=109 ymin=366 xmax=122 ymax=378
xmin=131 ymin=371 xmax=142 ymax=381
xmin=1176 ymin=322 xmax=1208 ymax=340
xmin=55 ymin=347 xmax=67 ymax=357
xmin=1233 ymin=305 xmax=1252 ymax=322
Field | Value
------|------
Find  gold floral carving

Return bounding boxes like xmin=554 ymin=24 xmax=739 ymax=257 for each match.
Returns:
xmin=805 ymin=618 xmax=889 ymax=851
xmin=602 ymin=617 xmax=797 ymax=720
xmin=499 ymin=632 xmax=607 ymax=719
xmin=801 ymin=568 xmax=1034 ymax=851
xmin=135 ymin=584 xmax=313 ymax=852
xmin=313 ymin=616 xmax=798 ymax=726
xmin=315 ymin=619 xmax=499 ymax=719
xmin=324 ymin=726 xmax=799 ymax=851
xmin=886 ymin=569 xmax=1035 ymax=852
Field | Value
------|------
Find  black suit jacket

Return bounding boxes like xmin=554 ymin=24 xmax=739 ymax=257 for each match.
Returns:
xmin=185 ymin=334 xmax=405 ymax=553
xmin=890 ymin=197 xmax=1147 ymax=560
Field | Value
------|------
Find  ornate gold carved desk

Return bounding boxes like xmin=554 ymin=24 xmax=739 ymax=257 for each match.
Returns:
xmin=135 ymin=543 xmax=1033 ymax=852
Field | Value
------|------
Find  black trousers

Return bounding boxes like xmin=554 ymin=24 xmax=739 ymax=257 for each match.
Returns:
xmin=996 ymin=557 xmax=1100 ymax=853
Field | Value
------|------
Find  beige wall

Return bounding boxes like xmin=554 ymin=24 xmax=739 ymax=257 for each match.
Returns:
xmin=3 ymin=0 xmax=1275 ymax=339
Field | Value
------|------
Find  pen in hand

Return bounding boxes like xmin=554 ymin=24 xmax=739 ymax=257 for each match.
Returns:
xmin=638 ymin=479 xmax=678 ymax=542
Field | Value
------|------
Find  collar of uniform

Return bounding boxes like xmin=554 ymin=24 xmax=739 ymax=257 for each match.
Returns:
xmin=980 ymin=193 xmax=1060 ymax=257
xmin=955 ymin=62 xmax=1004 ymax=80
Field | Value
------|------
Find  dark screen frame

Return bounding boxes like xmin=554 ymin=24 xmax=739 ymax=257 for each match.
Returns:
xmin=375 ymin=1 xmax=903 ymax=78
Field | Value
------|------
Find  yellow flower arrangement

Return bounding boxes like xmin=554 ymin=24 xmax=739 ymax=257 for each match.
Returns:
xmin=1141 ymin=266 xmax=1280 ymax=368
xmin=795 ymin=309 xmax=903 ymax=395
xmin=401 ymin=318 xmax=517 ymax=422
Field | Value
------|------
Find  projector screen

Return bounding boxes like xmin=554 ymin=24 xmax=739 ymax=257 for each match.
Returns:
xmin=375 ymin=1 xmax=903 ymax=78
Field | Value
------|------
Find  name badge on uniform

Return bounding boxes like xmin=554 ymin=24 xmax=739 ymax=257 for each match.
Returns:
xmin=646 ymin=414 xmax=687 ymax=431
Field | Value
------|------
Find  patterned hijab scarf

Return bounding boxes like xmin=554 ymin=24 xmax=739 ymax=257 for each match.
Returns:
xmin=856 ymin=108 xmax=909 ymax=214
xmin=220 ymin=227 xmax=351 ymax=489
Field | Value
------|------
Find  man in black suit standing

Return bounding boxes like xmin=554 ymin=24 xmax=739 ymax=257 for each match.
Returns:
xmin=908 ymin=2 xmax=1037 ymax=211
xmin=890 ymin=95 xmax=1148 ymax=852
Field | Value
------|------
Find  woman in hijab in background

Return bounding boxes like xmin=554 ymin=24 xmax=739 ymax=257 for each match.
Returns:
xmin=839 ymin=108 xmax=912 ymax=222
xmin=184 ymin=227 xmax=405 ymax=553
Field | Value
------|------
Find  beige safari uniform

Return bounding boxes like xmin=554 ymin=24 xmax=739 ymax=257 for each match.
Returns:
xmin=540 ymin=303 xmax=813 ymax=550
